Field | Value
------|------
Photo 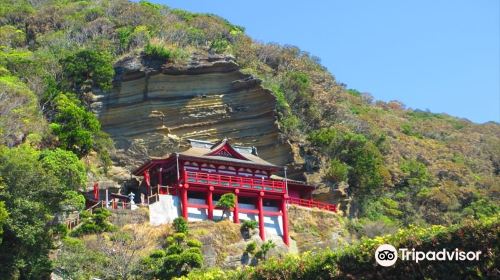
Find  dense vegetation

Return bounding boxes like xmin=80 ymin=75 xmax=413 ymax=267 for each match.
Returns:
xmin=140 ymin=217 xmax=204 ymax=279
xmin=182 ymin=215 xmax=500 ymax=279
xmin=0 ymin=0 xmax=498 ymax=278
xmin=0 ymin=144 xmax=86 ymax=278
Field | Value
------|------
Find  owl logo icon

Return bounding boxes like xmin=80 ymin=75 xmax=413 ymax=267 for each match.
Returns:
xmin=375 ymin=244 xmax=398 ymax=267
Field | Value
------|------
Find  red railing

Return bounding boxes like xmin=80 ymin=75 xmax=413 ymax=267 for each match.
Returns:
xmin=185 ymin=171 xmax=285 ymax=193
xmin=111 ymin=199 xmax=131 ymax=209
xmin=288 ymin=197 xmax=337 ymax=212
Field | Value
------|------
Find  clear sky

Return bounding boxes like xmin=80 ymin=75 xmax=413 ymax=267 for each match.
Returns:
xmin=155 ymin=0 xmax=500 ymax=123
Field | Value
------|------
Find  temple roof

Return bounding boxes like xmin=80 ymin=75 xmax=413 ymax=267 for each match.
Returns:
xmin=179 ymin=139 xmax=278 ymax=168
xmin=132 ymin=139 xmax=279 ymax=175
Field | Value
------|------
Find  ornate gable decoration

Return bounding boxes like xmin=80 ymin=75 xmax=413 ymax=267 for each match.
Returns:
xmin=213 ymin=148 xmax=233 ymax=158
xmin=206 ymin=140 xmax=249 ymax=161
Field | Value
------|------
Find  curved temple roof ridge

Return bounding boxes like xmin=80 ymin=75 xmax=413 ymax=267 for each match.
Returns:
xmin=188 ymin=138 xmax=258 ymax=156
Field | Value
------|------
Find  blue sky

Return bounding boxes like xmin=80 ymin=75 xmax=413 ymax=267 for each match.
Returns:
xmin=155 ymin=0 xmax=499 ymax=123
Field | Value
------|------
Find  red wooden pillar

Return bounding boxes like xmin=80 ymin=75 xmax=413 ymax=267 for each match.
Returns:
xmin=144 ymin=170 xmax=151 ymax=196
xmin=258 ymin=191 xmax=265 ymax=240
xmin=233 ymin=189 xmax=240 ymax=224
xmin=281 ymin=194 xmax=290 ymax=246
xmin=207 ymin=186 xmax=214 ymax=220
xmin=181 ymin=184 xmax=189 ymax=219
xmin=93 ymin=182 xmax=99 ymax=200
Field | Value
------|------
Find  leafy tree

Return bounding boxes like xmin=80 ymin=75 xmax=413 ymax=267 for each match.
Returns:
xmin=50 ymin=94 xmax=101 ymax=158
xmin=216 ymin=193 xmax=236 ymax=220
xmin=39 ymin=148 xmax=86 ymax=190
xmin=61 ymin=49 xmax=114 ymax=94
xmin=59 ymin=191 xmax=86 ymax=212
xmin=0 ymin=145 xmax=68 ymax=279
xmin=0 ymin=199 xmax=8 ymax=245
xmin=310 ymin=129 xmax=387 ymax=196
xmin=334 ymin=132 xmax=387 ymax=195
xmin=98 ymin=231 xmax=147 ymax=280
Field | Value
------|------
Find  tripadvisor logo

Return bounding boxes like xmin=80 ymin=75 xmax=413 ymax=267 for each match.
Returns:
xmin=375 ymin=244 xmax=398 ymax=267
xmin=375 ymin=244 xmax=482 ymax=267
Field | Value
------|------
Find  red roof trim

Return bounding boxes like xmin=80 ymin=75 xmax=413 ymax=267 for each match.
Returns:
xmin=206 ymin=140 xmax=249 ymax=161
xmin=132 ymin=157 xmax=175 ymax=176
xmin=179 ymin=154 xmax=280 ymax=171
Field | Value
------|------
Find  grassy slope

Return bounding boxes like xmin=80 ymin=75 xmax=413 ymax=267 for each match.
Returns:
xmin=1 ymin=0 xmax=498 ymax=247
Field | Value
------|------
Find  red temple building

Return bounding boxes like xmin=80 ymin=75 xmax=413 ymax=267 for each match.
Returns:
xmin=132 ymin=139 xmax=336 ymax=245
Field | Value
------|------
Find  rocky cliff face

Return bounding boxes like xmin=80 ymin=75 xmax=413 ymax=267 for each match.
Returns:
xmin=93 ymin=54 xmax=294 ymax=176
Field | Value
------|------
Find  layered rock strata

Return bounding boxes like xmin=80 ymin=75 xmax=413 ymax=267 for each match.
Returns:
xmin=94 ymin=54 xmax=294 ymax=175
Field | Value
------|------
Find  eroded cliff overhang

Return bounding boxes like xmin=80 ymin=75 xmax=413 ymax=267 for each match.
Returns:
xmin=95 ymin=54 xmax=293 ymax=172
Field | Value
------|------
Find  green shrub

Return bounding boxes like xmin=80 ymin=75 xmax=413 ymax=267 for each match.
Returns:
xmin=463 ymin=198 xmax=499 ymax=220
xmin=166 ymin=244 xmax=183 ymax=255
xmin=186 ymin=239 xmax=202 ymax=248
xmin=0 ymin=25 xmax=26 ymax=47
xmin=171 ymin=9 xmax=198 ymax=21
xmin=138 ymin=0 xmax=163 ymax=12
xmin=308 ymin=128 xmax=338 ymax=147
xmin=285 ymin=71 xmax=310 ymax=93
xmin=146 ymin=233 xmax=204 ymax=279
xmin=210 ymin=38 xmax=229 ymax=53
xmin=167 ymin=232 xmax=186 ymax=246
xmin=149 ymin=249 xmax=166 ymax=259
xmin=216 ymin=193 xmax=236 ymax=219
xmin=245 ymin=241 xmax=257 ymax=255
xmin=271 ymin=84 xmax=290 ymax=114
xmin=281 ymin=115 xmax=300 ymax=133
xmin=346 ymin=88 xmax=362 ymax=96
xmin=400 ymin=159 xmax=432 ymax=189
xmin=255 ymin=240 xmax=275 ymax=260
xmin=173 ymin=217 xmax=188 ymax=233
xmin=326 ymin=159 xmax=349 ymax=182
xmin=116 ymin=26 xmax=133 ymax=50
xmin=308 ymin=129 xmax=387 ymax=197
xmin=241 ymin=220 xmax=258 ymax=231
xmin=144 ymin=43 xmax=172 ymax=60
xmin=400 ymin=123 xmax=422 ymax=138
xmin=70 ymin=208 xmax=114 ymax=237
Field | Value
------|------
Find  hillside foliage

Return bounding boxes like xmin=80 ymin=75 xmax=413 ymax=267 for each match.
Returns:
xmin=182 ymin=215 xmax=500 ymax=279
xmin=0 ymin=0 xmax=498 ymax=278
